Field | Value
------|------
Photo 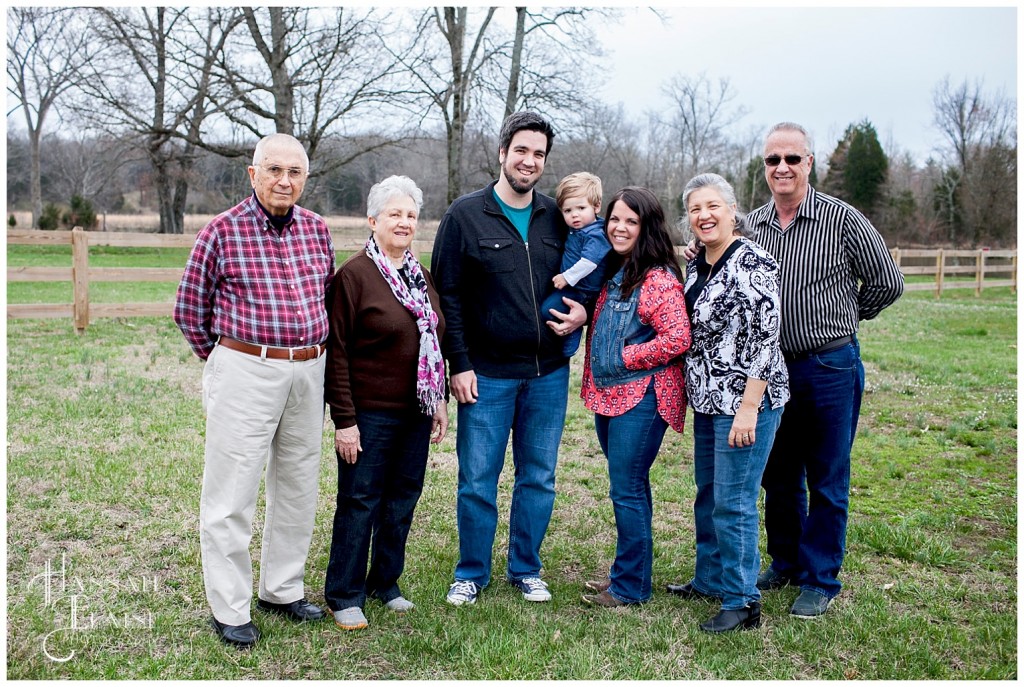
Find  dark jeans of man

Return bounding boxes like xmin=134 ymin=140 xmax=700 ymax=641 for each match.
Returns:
xmin=761 ymin=340 xmax=865 ymax=599
xmin=324 ymin=408 xmax=432 ymax=611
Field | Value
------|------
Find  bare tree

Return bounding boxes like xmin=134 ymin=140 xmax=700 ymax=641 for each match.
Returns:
xmin=6 ymin=7 xmax=96 ymax=227
xmin=46 ymin=134 xmax=130 ymax=216
xmin=931 ymin=76 xmax=1017 ymax=245
xmin=213 ymin=7 xmax=412 ymax=172
xmin=499 ymin=8 xmax=607 ymax=120
xmin=663 ymin=72 xmax=749 ymax=180
xmin=396 ymin=8 xmax=499 ymax=205
xmin=70 ymin=7 xmax=242 ymax=233
xmin=399 ymin=7 xmax=610 ymax=205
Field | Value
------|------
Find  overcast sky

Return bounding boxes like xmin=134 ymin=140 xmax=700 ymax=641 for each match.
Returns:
xmin=594 ymin=4 xmax=1017 ymax=165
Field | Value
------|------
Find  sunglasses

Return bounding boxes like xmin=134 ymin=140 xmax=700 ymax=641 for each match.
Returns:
xmin=763 ymin=154 xmax=807 ymax=167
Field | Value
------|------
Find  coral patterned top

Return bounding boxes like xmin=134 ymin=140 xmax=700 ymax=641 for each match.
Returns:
xmin=581 ymin=267 xmax=691 ymax=433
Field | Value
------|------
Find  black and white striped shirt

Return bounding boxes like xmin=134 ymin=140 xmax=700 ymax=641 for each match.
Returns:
xmin=746 ymin=186 xmax=904 ymax=354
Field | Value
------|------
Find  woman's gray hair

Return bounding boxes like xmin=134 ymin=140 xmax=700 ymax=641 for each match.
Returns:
xmin=680 ymin=172 xmax=754 ymax=238
xmin=366 ymin=175 xmax=424 ymax=219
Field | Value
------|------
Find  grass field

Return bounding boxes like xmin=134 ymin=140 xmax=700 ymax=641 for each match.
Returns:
xmin=5 ymin=272 xmax=1017 ymax=678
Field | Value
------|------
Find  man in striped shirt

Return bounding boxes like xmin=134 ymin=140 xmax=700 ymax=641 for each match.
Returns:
xmin=747 ymin=122 xmax=904 ymax=618
xmin=175 ymin=133 xmax=335 ymax=648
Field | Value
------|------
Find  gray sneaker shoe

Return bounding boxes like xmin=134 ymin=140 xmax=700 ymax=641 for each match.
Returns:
xmin=756 ymin=567 xmax=794 ymax=591
xmin=446 ymin=580 xmax=479 ymax=606
xmin=790 ymin=589 xmax=831 ymax=618
xmin=384 ymin=596 xmax=415 ymax=613
xmin=333 ymin=606 xmax=368 ymax=630
xmin=511 ymin=576 xmax=552 ymax=602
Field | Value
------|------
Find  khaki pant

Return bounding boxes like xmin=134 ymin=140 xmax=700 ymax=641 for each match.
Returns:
xmin=200 ymin=345 xmax=326 ymax=625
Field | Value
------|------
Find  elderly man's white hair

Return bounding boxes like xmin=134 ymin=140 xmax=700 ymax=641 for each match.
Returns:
xmin=252 ymin=133 xmax=309 ymax=170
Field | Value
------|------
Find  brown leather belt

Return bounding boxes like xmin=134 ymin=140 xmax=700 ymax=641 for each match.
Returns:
xmin=217 ymin=336 xmax=325 ymax=361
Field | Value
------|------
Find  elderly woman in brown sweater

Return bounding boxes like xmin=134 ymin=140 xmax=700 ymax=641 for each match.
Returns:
xmin=323 ymin=175 xmax=447 ymax=631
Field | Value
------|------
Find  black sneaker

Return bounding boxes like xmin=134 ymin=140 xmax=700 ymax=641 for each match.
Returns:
xmin=699 ymin=602 xmax=762 ymax=633
xmin=755 ymin=567 xmax=793 ymax=591
xmin=790 ymin=589 xmax=831 ymax=618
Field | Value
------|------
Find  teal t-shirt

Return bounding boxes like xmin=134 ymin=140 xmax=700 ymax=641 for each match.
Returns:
xmin=493 ymin=189 xmax=532 ymax=242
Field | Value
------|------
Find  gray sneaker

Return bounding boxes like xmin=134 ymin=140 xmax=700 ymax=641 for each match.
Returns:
xmin=790 ymin=589 xmax=831 ymax=618
xmin=333 ymin=606 xmax=368 ymax=630
xmin=384 ymin=596 xmax=415 ymax=613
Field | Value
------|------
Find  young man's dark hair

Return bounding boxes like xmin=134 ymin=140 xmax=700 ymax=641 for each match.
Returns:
xmin=498 ymin=111 xmax=556 ymax=156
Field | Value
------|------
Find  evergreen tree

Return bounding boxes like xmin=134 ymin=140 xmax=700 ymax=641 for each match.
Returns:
xmin=823 ymin=120 xmax=888 ymax=217
xmin=844 ymin=120 xmax=888 ymax=214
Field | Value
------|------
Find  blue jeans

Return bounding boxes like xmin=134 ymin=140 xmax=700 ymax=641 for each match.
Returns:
xmin=594 ymin=384 xmax=668 ymax=603
xmin=324 ymin=409 xmax=431 ymax=611
xmin=761 ymin=340 xmax=865 ymax=599
xmin=691 ymin=405 xmax=784 ymax=610
xmin=454 ymin=365 xmax=569 ymax=587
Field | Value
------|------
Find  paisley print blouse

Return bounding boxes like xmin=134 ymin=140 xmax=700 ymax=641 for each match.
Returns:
xmin=684 ymin=237 xmax=790 ymax=415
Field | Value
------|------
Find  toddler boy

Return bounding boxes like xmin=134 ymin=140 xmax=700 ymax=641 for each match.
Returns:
xmin=541 ymin=172 xmax=611 ymax=356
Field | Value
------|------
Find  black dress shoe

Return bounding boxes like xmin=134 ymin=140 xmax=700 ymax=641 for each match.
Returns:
xmin=210 ymin=616 xmax=260 ymax=649
xmin=666 ymin=581 xmax=720 ymax=601
xmin=699 ymin=602 xmax=762 ymax=633
xmin=257 ymin=597 xmax=325 ymax=622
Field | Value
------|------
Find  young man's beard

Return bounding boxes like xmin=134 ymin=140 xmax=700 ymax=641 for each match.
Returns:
xmin=503 ymin=164 xmax=540 ymax=195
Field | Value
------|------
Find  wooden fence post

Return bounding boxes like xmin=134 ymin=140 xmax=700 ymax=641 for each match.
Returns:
xmin=71 ymin=226 xmax=89 ymax=333
xmin=935 ymin=248 xmax=945 ymax=298
xmin=976 ymin=249 xmax=985 ymax=296
xmin=1012 ymin=254 xmax=1018 ymax=294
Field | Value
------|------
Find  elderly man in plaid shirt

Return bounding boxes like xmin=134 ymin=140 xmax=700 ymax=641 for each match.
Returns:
xmin=174 ymin=133 xmax=335 ymax=649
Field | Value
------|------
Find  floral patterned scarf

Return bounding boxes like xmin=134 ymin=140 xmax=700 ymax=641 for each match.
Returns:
xmin=365 ymin=236 xmax=445 ymax=415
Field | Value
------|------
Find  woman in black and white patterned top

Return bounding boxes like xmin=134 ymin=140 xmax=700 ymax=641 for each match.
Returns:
xmin=666 ymin=173 xmax=789 ymax=634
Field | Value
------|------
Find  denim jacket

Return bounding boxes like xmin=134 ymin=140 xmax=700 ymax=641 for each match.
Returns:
xmin=590 ymin=268 xmax=672 ymax=389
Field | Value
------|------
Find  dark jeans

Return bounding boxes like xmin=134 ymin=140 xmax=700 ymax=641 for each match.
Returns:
xmin=540 ymin=286 xmax=596 ymax=356
xmin=324 ymin=408 xmax=431 ymax=611
xmin=761 ymin=340 xmax=865 ymax=599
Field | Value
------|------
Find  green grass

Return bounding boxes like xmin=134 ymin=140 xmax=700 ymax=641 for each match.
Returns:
xmin=6 ymin=283 xmax=1016 ymax=679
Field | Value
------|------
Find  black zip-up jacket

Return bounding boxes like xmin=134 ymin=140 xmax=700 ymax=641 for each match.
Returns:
xmin=430 ymin=181 xmax=568 ymax=378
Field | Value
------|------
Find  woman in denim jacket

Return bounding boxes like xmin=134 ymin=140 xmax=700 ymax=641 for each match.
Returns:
xmin=667 ymin=173 xmax=789 ymax=633
xmin=578 ymin=187 xmax=691 ymax=607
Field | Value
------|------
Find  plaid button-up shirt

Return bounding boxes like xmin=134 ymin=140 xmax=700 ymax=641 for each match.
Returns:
xmin=174 ymin=194 xmax=336 ymax=360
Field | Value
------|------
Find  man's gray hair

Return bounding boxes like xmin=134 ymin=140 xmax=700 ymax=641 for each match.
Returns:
xmin=252 ymin=133 xmax=309 ymax=170
xmin=680 ymin=172 xmax=754 ymax=239
xmin=766 ymin=121 xmax=814 ymax=156
xmin=366 ymin=175 xmax=424 ymax=219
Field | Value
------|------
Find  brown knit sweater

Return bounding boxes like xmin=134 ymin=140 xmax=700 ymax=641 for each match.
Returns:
xmin=324 ymin=252 xmax=446 ymax=429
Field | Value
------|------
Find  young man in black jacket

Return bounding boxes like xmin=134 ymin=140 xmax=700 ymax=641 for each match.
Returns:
xmin=431 ymin=112 xmax=586 ymax=606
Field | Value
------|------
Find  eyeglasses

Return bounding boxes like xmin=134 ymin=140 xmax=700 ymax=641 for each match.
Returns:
xmin=763 ymin=154 xmax=807 ymax=167
xmin=259 ymin=165 xmax=307 ymax=180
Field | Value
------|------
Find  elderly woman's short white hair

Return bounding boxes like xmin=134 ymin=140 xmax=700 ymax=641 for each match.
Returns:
xmin=366 ymin=176 xmax=424 ymax=219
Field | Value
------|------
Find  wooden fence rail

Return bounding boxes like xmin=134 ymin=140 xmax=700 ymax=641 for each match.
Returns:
xmin=6 ymin=228 xmax=1018 ymax=332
